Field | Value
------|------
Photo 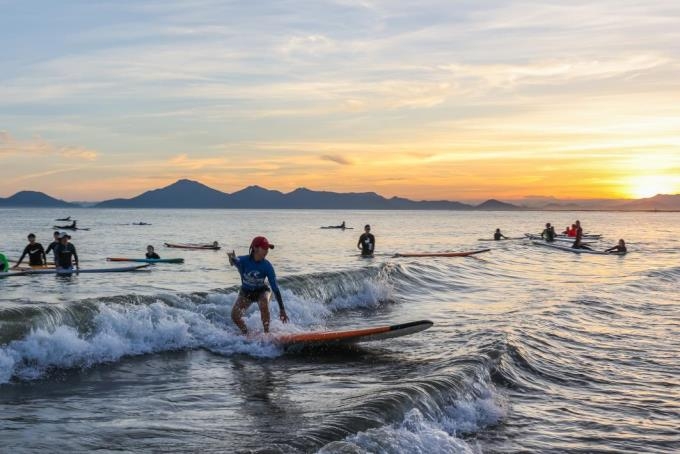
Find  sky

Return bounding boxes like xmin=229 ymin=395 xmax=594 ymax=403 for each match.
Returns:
xmin=1 ymin=0 xmax=679 ymax=202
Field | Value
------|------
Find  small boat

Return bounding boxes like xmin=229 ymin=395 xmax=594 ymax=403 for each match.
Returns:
xmin=524 ymin=234 xmax=596 ymax=244
xmin=164 ymin=242 xmax=221 ymax=250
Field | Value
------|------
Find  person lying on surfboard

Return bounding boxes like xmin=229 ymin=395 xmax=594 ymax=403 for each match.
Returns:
xmin=494 ymin=228 xmax=507 ymax=241
xmin=145 ymin=245 xmax=160 ymax=259
xmin=227 ymin=236 xmax=288 ymax=335
xmin=605 ymin=239 xmax=627 ymax=253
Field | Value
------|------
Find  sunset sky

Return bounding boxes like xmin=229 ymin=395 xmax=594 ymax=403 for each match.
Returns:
xmin=1 ymin=0 xmax=679 ymax=202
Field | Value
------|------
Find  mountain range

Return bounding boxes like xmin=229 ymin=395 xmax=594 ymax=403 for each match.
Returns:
xmin=1 ymin=179 xmax=679 ymax=211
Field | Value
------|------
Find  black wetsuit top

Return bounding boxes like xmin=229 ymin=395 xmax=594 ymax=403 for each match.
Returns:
xmin=358 ymin=233 xmax=375 ymax=256
xmin=53 ymin=243 xmax=78 ymax=268
xmin=45 ymin=240 xmax=59 ymax=256
xmin=17 ymin=243 xmax=46 ymax=266
xmin=542 ymin=228 xmax=555 ymax=242
xmin=146 ymin=252 xmax=160 ymax=259
xmin=494 ymin=232 xmax=503 ymax=240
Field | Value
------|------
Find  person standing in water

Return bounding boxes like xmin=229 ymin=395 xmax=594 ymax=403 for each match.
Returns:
xmin=53 ymin=232 xmax=79 ymax=270
xmin=227 ymin=236 xmax=288 ymax=335
xmin=45 ymin=231 xmax=60 ymax=257
xmin=494 ymin=228 xmax=507 ymax=241
xmin=357 ymin=224 xmax=375 ymax=256
xmin=13 ymin=233 xmax=46 ymax=268
xmin=145 ymin=245 xmax=160 ymax=259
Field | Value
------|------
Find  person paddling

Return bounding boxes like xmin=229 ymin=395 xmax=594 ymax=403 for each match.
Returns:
xmin=227 ymin=236 xmax=288 ymax=335
xmin=146 ymin=245 xmax=160 ymax=259
xmin=13 ymin=233 xmax=46 ymax=268
xmin=494 ymin=228 xmax=507 ymax=241
xmin=357 ymin=224 xmax=375 ymax=256
xmin=605 ymin=239 xmax=627 ymax=253
xmin=53 ymin=232 xmax=79 ymax=270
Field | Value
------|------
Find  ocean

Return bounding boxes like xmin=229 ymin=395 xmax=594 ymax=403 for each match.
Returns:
xmin=1 ymin=208 xmax=678 ymax=453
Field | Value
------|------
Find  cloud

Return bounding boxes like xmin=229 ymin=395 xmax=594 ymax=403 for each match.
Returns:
xmin=320 ymin=154 xmax=353 ymax=165
xmin=0 ymin=131 xmax=97 ymax=160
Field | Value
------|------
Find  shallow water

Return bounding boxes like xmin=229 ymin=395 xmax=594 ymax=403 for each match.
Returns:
xmin=1 ymin=209 xmax=679 ymax=452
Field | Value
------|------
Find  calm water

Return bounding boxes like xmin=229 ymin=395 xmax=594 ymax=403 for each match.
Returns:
xmin=1 ymin=209 xmax=678 ymax=453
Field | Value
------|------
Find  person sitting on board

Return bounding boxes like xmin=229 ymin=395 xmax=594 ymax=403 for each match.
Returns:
xmin=494 ymin=228 xmax=507 ymax=241
xmin=145 ymin=245 xmax=160 ymax=259
xmin=13 ymin=233 xmax=46 ymax=268
xmin=574 ymin=220 xmax=583 ymax=241
xmin=212 ymin=241 xmax=219 ymax=248
xmin=571 ymin=237 xmax=593 ymax=250
xmin=340 ymin=221 xmax=346 ymax=229
xmin=53 ymin=232 xmax=79 ymax=270
xmin=562 ymin=226 xmax=571 ymax=236
xmin=567 ymin=224 xmax=577 ymax=237
xmin=541 ymin=223 xmax=556 ymax=242
xmin=605 ymin=239 xmax=627 ymax=253
xmin=357 ymin=224 xmax=375 ymax=256
xmin=0 ymin=252 xmax=8 ymax=272
xmin=227 ymin=236 xmax=288 ymax=335
xmin=45 ymin=231 xmax=60 ymax=257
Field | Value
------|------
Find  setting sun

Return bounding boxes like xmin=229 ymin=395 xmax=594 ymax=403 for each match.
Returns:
xmin=626 ymin=175 xmax=679 ymax=199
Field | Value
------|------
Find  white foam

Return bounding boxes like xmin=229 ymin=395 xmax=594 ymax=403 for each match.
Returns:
xmin=0 ymin=276 xmax=394 ymax=384
xmin=318 ymin=385 xmax=505 ymax=454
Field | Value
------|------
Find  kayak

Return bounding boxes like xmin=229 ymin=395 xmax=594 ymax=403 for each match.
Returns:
xmin=320 ymin=226 xmax=354 ymax=229
xmin=107 ymin=257 xmax=184 ymax=264
xmin=393 ymin=249 xmax=490 ymax=258
xmin=531 ymin=241 xmax=626 ymax=255
xmin=0 ymin=264 xmax=151 ymax=277
xmin=164 ymin=243 xmax=221 ymax=250
xmin=524 ymin=234 xmax=596 ymax=244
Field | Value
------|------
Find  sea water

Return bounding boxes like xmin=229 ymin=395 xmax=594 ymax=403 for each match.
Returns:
xmin=1 ymin=209 xmax=678 ymax=452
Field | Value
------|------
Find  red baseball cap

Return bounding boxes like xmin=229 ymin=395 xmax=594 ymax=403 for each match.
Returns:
xmin=251 ymin=236 xmax=274 ymax=249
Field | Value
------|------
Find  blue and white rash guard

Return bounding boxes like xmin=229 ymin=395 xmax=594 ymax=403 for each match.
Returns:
xmin=233 ymin=255 xmax=283 ymax=306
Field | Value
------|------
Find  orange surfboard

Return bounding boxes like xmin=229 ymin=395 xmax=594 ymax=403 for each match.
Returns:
xmin=272 ymin=320 xmax=433 ymax=346
xmin=393 ymin=249 xmax=490 ymax=258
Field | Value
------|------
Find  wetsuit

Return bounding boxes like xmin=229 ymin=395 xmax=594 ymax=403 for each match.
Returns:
xmin=232 ymin=255 xmax=284 ymax=309
xmin=45 ymin=240 xmax=59 ymax=256
xmin=358 ymin=233 xmax=375 ymax=256
xmin=146 ymin=252 xmax=160 ymax=259
xmin=16 ymin=243 xmax=46 ymax=266
xmin=53 ymin=243 xmax=78 ymax=269
xmin=541 ymin=228 xmax=555 ymax=242
xmin=0 ymin=253 xmax=8 ymax=272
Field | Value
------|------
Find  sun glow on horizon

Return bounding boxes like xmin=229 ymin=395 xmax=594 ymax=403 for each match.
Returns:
xmin=626 ymin=175 xmax=680 ymax=199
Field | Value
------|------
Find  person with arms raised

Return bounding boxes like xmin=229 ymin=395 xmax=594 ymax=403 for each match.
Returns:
xmin=227 ymin=236 xmax=288 ymax=335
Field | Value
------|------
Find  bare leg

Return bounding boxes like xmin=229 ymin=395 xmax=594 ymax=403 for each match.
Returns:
xmin=231 ymin=295 xmax=253 ymax=335
xmin=257 ymin=293 xmax=271 ymax=333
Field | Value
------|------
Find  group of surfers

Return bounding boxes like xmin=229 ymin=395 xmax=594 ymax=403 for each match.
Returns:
xmin=0 ymin=231 xmax=165 ymax=272
xmin=491 ymin=219 xmax=627 ymax=252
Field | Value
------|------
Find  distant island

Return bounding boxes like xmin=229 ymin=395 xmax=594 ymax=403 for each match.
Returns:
xmin=1 ymin=179 xmax=678 ymax=211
